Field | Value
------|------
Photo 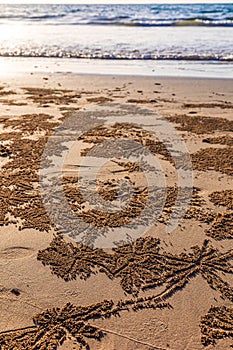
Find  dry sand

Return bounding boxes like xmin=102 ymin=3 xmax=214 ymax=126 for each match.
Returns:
xmin=0 ymin=73 xmax=233 ymax=350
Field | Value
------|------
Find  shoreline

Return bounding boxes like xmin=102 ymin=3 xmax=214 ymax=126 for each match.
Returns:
xmin=0 ymin=56 xmax=233 ymax=79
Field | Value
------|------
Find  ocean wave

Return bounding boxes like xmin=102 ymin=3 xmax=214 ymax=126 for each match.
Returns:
xmin=0 ymin=4 xmax=232 ymax=27
xmin=0 ymin=50 xmax=232 ymax=62
xmin=1 ymin=16 xmax=232 ymax=27
xmin=82 ymin=19 xmax=233 ymax=27
xmin=0 ymin=13 xmax=66 ymax=20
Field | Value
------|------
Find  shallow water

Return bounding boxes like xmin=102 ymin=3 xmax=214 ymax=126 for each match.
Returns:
xmin=0 ymin=4 xmax=232 ymax=62
xmin=0 ymin=56 xmax=232 ymax=79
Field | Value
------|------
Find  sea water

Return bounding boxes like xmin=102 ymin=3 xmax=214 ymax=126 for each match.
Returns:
xmin=0 ymin=4 xmax=232 ymax=77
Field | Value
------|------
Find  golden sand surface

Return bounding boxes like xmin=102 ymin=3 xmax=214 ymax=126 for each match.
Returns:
xmin=0 ymin=73 xmax=233 ymax=350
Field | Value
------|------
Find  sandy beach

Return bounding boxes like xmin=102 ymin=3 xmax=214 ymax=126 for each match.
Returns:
xmin=0 ymin=71 xmax=232 ymax=350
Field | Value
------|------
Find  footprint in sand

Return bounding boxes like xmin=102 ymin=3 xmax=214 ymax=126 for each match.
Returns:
xmin=0 ymin=246 xmax=34 ymax=260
